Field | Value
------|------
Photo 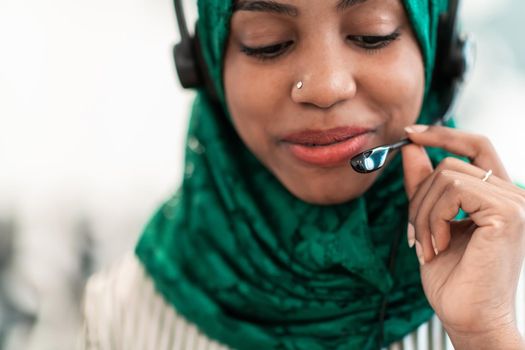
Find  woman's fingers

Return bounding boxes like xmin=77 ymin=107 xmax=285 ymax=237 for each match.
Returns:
xmin=412 ymin=170 xmax=486 ymax=263
xmin=404 ymin=124 xmax=511 ymax=181
xmin=401 ymin=124 xmax=517 ymax=262
xmin=420 ymin=170 xmax=524 ymax=260
xmin=401 ymin=143 xmax=435 ymax=262
xmin=401 ymin=143 xmax=434 ymax=200
xmin=413 ymin=170 xmax=477 ymax=263
xmin=414 ymin=156 xmax=514 ymax=200
xmin=410 ymin=160 xmax=474 ymax=259
xmin=410 ymin=168 xmax=524 ymax=264
xmin=407 ymin=156 xmax=516 ymax=261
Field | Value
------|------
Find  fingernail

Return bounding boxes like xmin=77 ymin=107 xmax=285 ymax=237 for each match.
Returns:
xmin=407 ymin=223 xmax=415 ymax=248
xmin=405 ymin=125 xmax=429 ymax=133
xmin=431 ymin=234 xmax=439 ymax=255
xmin=415 ymin=241 xmax=425 ymax=266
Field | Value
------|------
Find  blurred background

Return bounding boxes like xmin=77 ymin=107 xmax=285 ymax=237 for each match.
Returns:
xmin=0 ymin=0 xmax=524 ymax=349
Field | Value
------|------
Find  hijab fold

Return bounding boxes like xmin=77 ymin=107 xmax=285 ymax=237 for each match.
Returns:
xmin=137 ymin=1 xmax=453 ymax=348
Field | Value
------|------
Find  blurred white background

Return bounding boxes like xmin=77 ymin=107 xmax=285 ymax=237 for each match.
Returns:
xmin=0 ymin=0 xmax=524 ymax=349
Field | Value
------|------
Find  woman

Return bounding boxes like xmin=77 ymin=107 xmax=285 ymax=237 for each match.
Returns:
xmin=81 ymin=0 xmax=525 ymax=349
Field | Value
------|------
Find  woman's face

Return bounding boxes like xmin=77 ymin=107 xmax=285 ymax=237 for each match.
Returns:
xmin=223 ymin=0 xmax=425 ymax=204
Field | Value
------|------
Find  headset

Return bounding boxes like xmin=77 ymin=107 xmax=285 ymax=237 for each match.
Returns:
xmin=431 ymin=0 xmax=473 ymax=122
xmin=173 ymin=0 xmax=472 ymax=122
xmin=173 ymin=0 xmax=219 ymax=101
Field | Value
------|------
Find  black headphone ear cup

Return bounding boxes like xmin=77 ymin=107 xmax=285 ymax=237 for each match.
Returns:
xmin=193 ymin=29 xmax=220 ymax=102
xmin=173 ymin=27 xmax=220 ymax=102
xmin=447 ymin=39 xmax=467 ymax=82
xmin=173 ymin=34 xmax=203 ymax=89
xmin=430 ymin=0 xmax=467 ymax=122
xmin=433 ymin=22 xmax=466 ymax=89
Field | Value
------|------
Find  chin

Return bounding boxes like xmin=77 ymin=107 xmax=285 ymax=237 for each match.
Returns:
xmin=282 ymin=175 xmax=375 ymax=205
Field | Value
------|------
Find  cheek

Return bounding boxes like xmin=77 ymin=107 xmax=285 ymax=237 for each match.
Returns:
xmin=225 ymin=58 xmax=287 ymax=117
xmin=223 ymin=42 xmax=292 ymax=156
xmin=362 ymin=44 xmax=425 ymax=127
xmin=392 ymin=57 xmax=425 ymax=122
xmin=223 ymin=44 xmax=280 ymax=160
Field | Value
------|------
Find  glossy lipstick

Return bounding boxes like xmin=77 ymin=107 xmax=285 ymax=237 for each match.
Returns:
xmin=282 ymin=127 xmax=373 ymax=167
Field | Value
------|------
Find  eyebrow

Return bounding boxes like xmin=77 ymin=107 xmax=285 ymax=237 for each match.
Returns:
xmin=337 ymin=0 xmax=368 ymax=11
xmin=233 ymin=0 xmax=368 ymax=16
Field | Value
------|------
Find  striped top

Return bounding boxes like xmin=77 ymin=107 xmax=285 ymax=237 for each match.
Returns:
xmin=79 ymin=253 xmax=456 ymax=350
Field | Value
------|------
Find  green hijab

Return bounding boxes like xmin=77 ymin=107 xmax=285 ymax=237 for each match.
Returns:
xmin=136 ymin=0 xmax=453 ymax=349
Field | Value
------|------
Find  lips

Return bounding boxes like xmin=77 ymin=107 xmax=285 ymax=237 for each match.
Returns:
xmin=282 ymin=127 xmax=372 ymax=145
xmin=281 ymin=126 xmax=374 ymax=167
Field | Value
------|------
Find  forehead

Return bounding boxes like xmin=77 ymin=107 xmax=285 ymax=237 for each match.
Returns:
xmin=230 ymin=0 xmax=407 ymax=30
xmin=233 ymin=0 xmax=370 ymax=16
xmin=231 ymin=0 xmax=406 ymax=23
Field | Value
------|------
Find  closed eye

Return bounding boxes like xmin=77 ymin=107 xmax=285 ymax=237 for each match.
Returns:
xmin=240 ymin=40 xmax=294 ymax=60
xmin=348 ymin=31 xmax=401 ymax=50
xmin=239 ymin=30 xmax=400 ymax=61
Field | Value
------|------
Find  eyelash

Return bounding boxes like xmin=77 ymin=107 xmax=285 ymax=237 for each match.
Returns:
xmin=240 ymin=41 xmax=295 ymax=60
xmin=240 ymin=31 xmax=401 ymax=61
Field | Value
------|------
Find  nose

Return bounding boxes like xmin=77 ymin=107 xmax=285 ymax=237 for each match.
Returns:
xmin=291 ymin=44 xmax=357 ymax=109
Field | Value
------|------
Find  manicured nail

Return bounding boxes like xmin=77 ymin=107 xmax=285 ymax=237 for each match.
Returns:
xmin=431 ymin=235 xmax=439 ymax=255
xmin=415 ymin=241 xmax=425 ymax=266
xmin=405 ymin=125 xmax=429 ymax=133
xmin=407 ymin=223 xmax=415 ymax=248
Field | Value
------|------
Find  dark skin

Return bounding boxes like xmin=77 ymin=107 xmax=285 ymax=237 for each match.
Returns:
xmin=223 ymin=0 xmax=525 ymax=348
xmin=224 ymin=0 xmax=425 ymax=204
xmin=402 ymin=127 xmax=525 ymax=349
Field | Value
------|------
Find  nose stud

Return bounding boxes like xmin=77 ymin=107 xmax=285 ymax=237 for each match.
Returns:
xmin=296 ymin=81 xmax=303 ymax=89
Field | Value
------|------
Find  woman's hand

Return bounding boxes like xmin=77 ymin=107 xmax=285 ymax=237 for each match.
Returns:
xmin=401 ymin=124 xmax=525 ymax=349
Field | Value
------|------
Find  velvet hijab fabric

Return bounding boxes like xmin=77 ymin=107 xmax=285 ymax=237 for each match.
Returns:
xmin=136 ymin=0 xmax=452 ymax=348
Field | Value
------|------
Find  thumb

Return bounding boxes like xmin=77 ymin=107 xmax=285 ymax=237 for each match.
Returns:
xmin=401 ymin=144 xmax=434 ymax=200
